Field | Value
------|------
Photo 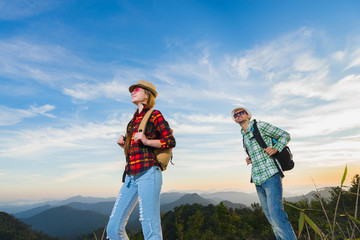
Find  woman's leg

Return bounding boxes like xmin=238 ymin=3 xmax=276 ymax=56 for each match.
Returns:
xmin=136 ymin=166 xmax=163 ymax=240
xmin=106 ymin=175 xmax=138 ymax=240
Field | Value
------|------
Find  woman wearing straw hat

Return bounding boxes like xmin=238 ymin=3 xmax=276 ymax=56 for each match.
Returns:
xmin=107 ymin=80 xmax=176 ymax=240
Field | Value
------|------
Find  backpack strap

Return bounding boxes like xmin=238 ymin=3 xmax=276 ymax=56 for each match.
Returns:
xmin=138 ymin=109 xmax=154 ymax=133
xmin=252 ymin=120 xmax=284 ymax=178
xmin=122 ymin=109 xmax=154 ymax=183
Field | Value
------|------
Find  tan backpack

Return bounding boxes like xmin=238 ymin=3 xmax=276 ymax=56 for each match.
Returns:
xmin=138 ymin=109 xmax=173 ymax=171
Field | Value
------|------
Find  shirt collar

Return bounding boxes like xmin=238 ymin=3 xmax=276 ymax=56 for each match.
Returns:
xmin=241 ymin=120 xmax=254 ymax=135
xmin=134 ymin=104 xmax=151 ymax=117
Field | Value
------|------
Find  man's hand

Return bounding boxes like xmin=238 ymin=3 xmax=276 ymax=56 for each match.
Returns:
xmin=264 ymin=147 xmax=278 ymax=156
xmin=246 ymin=156 xmax=252 ymax=165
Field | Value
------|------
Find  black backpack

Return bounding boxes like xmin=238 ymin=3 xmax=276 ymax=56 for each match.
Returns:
xmin=244 ymin=119 xmax=294 ymax=177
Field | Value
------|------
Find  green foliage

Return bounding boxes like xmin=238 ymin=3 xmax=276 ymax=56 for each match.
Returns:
xmin=127 ymin=172 xmax=360 ymax=240
xmin=286 ymin=169 xmax=360 ymax=240
xmin=153 ymin=202 xmax=274 ymax=240
xmin=0 ymin=212 xmax=61 ymax=240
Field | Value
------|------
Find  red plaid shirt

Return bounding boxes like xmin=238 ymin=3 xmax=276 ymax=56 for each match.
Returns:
xmin=125 ymin=105 xmax=175 ymax=175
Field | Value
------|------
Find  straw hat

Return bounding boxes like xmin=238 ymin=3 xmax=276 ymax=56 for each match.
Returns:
xmin=129 ymin=80 xmax=158 ymax=98
xmin=231 ymin=107 xmax=252 ymax=121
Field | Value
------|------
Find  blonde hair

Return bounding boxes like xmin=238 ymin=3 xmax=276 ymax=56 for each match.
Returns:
xmin=144 ymin=89 xmax=156 ymax=108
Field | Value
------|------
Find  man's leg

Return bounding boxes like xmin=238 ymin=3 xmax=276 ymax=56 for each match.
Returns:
xmin=256 ymin=183 xmax=281 ymax=240
xmin=262 ymin=173 xmax=297 ymax=240
xmin=136 ymin=166 xmax=163 ymax=240
xmin=106 ymin=175 xmax=138 ymax=240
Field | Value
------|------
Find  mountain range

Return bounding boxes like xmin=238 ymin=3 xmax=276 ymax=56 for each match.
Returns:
xmin=0 ymin=188 xmax=334 ymax=239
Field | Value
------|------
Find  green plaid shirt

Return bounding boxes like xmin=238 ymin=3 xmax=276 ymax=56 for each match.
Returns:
xmin=242 ymin=120 xmax=290 ymax=185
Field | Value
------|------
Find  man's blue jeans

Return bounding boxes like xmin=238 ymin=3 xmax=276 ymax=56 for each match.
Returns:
xmin=256 ymin=173 xmax=297 ymax=240
xmin=106 ymin=166 xmax=163 ymax=240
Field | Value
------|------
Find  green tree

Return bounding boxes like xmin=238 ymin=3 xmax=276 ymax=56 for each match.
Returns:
xmin=184 ymin=210 xmax=203 ymax=240
xmin=0 ymin=212 xmax=60 ymax=240
xmin=175 ymin=206 xmax=184 ymax=240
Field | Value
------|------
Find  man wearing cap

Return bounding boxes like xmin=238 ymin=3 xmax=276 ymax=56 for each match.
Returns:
xmin=107 ymin=80 xmax=175 ymax=240
xmin=232 ymin=107 xmax=296 ymax=240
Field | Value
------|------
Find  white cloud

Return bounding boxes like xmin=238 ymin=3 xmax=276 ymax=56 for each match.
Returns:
xmin=0 ymin=39 xmax=95 ymax=86
xmin=173 ymin=113 xmax=231 ymax=124
xmin=325 ymin=74 xmax=360 ymax=100
xmin=0 ymin=104 xmax=55 ymax=126
xmin=63 ymin=80 xmax=129 ymax=101
xmin=0 ymin=119 xmax=124 ymax=158
xmin=230 ymin=28 xmax=314 ymax=79
xmin=345 ymin=48 xmax=360 ymax=70
xmin=293 ymin=54 xmax=326 ymax=72
xmin=332 ymin=51 xmax=345 ymax=61
xmin=266 ymin=74 xmax=360 ymax=139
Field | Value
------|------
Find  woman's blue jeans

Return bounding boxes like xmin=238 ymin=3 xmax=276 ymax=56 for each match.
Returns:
xmin=106 ymin=166 xmax=163 ymax=240
xmin=256 ymin=173 xmax=297 ymax=240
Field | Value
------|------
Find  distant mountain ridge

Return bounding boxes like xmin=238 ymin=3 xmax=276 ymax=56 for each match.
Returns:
xmin=200 ymin=191 xmax=259 ymax=206
xmin=1 ymin=195 xmax=116 ymax=214
xmin=285 ymin=187 xmax=334 ymax=203
xmin=14 ymin=192 xmax=252 ymax=238
xmin=22 ymin=206 xmax=107 ymax=239
xmin=161 ymin=193 xmax=213 ymax=212
xmin=15 ymin=204 xmax=53 ymax=219
xmin=2 ymin=188 xmax=335 ymax=239
xmin=2 ymin=188 xmax=335 ymax=216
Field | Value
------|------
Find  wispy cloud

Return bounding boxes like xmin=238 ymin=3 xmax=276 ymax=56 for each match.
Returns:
xmin=0 ymin=119 xmax=123 ymax=158
xmin=344 ymin=47 xmax=360 ymax=70
xmin=0 ymin=104 xmax=55 ymax=126
xmin=0 ymin=39 xmax=109 ymax=91
xmin=172 ymin=113 xmax=231 ymax=124
xmin=229 ymin=28 xmax=315 ymax=79
xmin=63 ymin=80 xmax=129 ymax=101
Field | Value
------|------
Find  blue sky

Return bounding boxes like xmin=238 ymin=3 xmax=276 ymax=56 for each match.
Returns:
xmin=1 ymin=0 xmax=360 ymax=203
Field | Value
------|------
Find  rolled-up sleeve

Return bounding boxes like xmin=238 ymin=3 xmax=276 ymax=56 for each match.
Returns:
xmin=152 ymin=110 xmax=176 ymax=149
xmin=259 ymin=121 xmax=290 ymax=152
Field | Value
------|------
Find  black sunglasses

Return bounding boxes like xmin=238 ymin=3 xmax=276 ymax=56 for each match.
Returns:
xmin=233 ymin=110 xmax=246 ymax=118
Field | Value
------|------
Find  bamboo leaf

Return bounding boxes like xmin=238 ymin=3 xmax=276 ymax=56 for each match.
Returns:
xmin=298 ymin=212 xmax=305 ymax=238
xmin=346 ymin=191 xmax=360 ymax=196
xmin=92 ymin=232 xmax=98 ymax=240
xmin=284 ymin=202 xmax=303 ymax=211
xmin=341 ymin=165 xmax=347 ymax=186
xmin=347 ymin=213 xmax=360 ymax=225
xmin=304 ymin=213 xmax=322 ymax=236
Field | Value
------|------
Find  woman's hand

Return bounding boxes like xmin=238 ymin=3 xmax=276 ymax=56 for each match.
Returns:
xmin=134 ymin=132 xmax=161 ymax=148
xmin=117 ymin=135 xmax=125 ymax=148
xmin=134 ymin=132 xmax=149 ymax=145
xmin=246 ymin=156 xmax=252 ymax=165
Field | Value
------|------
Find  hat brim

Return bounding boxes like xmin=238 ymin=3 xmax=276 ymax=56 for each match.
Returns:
xmin=129 ymin=84 xmax=158 ymax=98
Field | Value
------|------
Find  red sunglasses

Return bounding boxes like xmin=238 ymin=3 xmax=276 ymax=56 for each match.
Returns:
xmin=131 ymin=88 xmax=142 ymax=94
